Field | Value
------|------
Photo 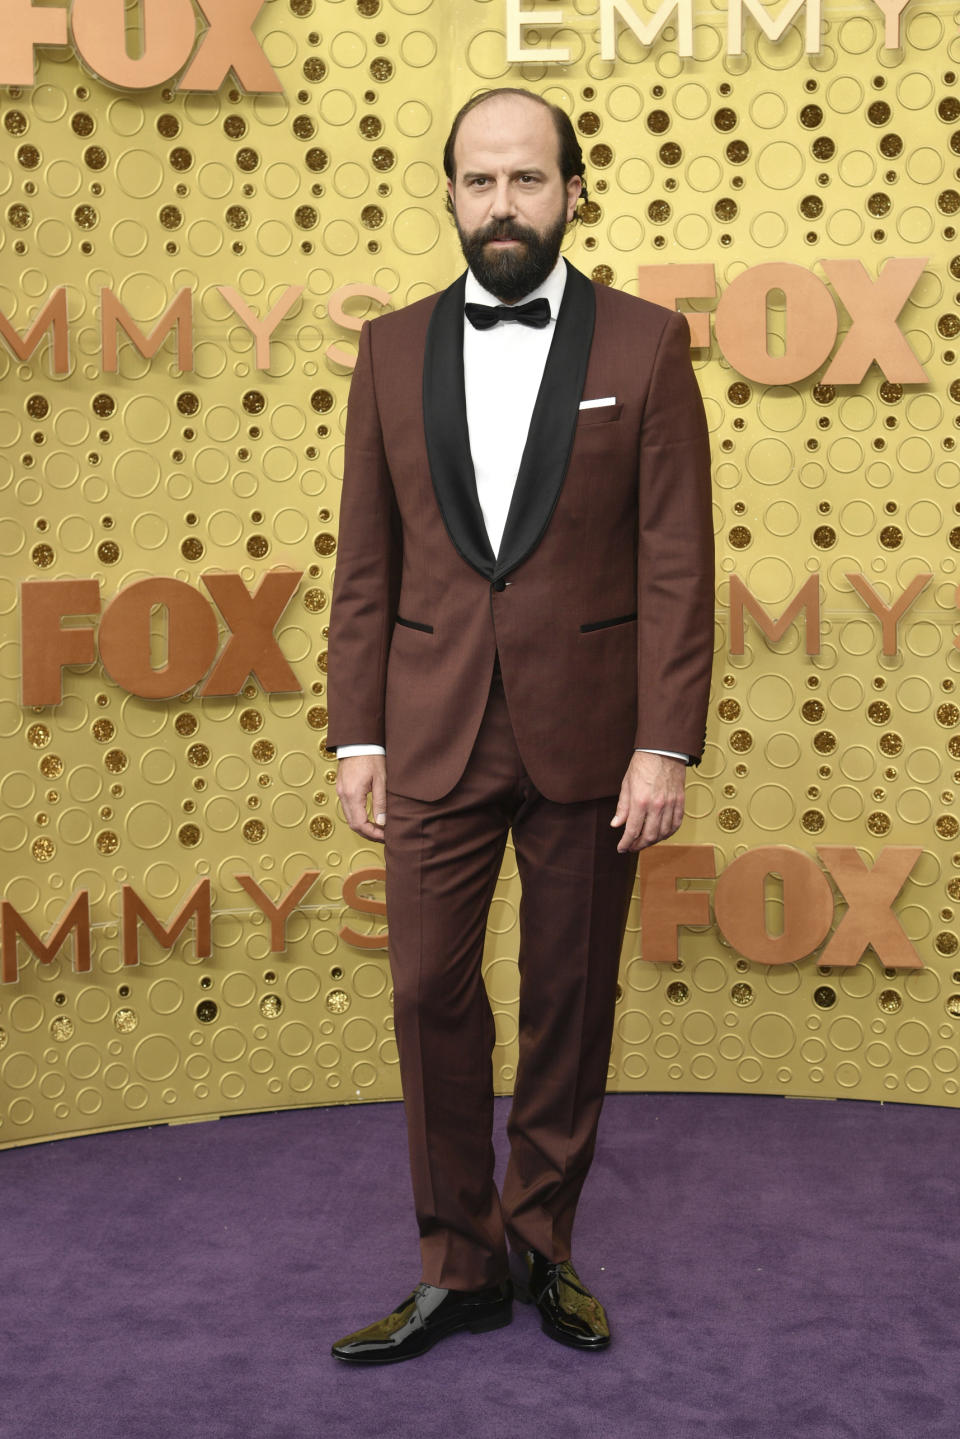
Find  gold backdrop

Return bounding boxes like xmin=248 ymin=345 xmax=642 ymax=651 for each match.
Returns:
xmin=1 ymin=0 xmax=959 ymax=1148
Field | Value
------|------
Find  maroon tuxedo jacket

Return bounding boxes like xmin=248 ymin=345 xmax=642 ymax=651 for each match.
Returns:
xmin=327 ymin=260 xmax=715 ymax=804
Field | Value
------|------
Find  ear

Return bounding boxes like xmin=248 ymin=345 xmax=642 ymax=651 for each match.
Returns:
xmin=565 ymin=173 xmax=583 ymax=222
xmin=446 ymin=176 xmax=456 ymax=211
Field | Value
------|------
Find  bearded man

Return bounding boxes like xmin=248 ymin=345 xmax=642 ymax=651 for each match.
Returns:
xmin=327 ymin=87 xmax=714 ymax=1363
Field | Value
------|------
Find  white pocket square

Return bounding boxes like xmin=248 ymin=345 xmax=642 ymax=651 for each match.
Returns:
xmin=579 ymin=396 xmax=616 ymax=410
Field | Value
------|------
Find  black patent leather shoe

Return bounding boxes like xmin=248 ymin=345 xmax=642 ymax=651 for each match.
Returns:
xmin=519 ymin=1249 xmax=611 ymax=1351
xmin=331 ymin=1279 xmax=513 ymax=1364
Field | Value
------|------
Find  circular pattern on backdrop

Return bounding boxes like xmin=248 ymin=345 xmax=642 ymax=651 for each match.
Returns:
xmin=0 ymin=2 xmax=955 ymax=1149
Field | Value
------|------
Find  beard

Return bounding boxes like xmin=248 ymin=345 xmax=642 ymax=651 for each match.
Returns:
xmin=455 ymin=209 xmax=568 ymax=305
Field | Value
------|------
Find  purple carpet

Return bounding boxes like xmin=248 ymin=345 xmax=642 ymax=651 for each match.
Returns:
xmin=2 ymin=1093 xmax=956 ymax=1439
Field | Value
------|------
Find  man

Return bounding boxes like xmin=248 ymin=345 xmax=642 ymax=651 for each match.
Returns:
xmin=326 ymin=87 xmax=714 ymax=1364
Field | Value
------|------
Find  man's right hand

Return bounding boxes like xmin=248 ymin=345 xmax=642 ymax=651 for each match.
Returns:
xmin=336 ymin=754 xmax=388 ymax=843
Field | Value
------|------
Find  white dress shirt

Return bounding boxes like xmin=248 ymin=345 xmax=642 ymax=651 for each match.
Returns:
xmin=463 ymin=257 xmax=568 ymax=556
xmin=337 ymin=256 xmax=687 ymax=764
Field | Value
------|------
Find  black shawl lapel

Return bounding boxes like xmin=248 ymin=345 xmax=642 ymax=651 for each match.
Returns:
xmin=495 ymin=260 xmax=596 ymax=580
xmin=421 ymin=260 xmax=597 ymax=582
xmin=422 ymin=272 xmax=496 ymax=579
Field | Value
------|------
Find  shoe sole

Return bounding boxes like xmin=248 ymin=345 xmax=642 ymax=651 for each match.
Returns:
xmin=539 ymin=1317 xmax=611 ymax=1351
xmin=332 ymin=1306 xmax=513 ymax=1365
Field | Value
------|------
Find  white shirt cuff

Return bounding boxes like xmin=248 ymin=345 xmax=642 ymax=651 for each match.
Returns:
xmin=336 ymin=744 xmax=386 ymax=758
xmin=636 ymin=747 xmax=690 ymax=763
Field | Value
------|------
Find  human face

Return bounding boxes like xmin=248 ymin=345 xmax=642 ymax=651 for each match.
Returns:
xmin=447 ymin=95 xmax=582 ymax=304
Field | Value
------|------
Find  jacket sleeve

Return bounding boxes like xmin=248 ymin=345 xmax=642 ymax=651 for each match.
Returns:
xmin=326 ymin=318 xmax=402 ymax=751
xmin=634 ymin=310 xmax=716 ymax=764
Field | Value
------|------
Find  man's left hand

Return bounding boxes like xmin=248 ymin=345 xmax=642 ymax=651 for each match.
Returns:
xmin=610 ymin=751 xmax=686 ymax=854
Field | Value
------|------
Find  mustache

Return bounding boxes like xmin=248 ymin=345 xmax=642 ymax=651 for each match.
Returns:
xmin=475 ymin=219 xmax=536 ymax=245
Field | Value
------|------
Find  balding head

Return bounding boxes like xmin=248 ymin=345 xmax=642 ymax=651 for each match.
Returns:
xmin=443 ymin=89 xmax=584 ymax=304
xmin=443 ymin=88 xmax=587 ymax=211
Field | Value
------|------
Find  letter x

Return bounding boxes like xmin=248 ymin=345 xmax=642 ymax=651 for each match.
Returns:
xmin=180 ymin=0 xmax=282 ymax=93
xmin=821 ymin=258 xmax=928 ymax=385
xmin=818 ymin=845 xmax=923 ymax=968
xmin=200 ymin=570 xmax=302 ymax=696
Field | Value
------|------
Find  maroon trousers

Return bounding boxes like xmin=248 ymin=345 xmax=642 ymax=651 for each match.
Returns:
xmin=384 ymin=666 xmax=638 ymax=1290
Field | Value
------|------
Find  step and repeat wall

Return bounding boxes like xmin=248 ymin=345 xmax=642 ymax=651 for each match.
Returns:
xmin=1 ymin=0 xmax=958 ymax=1147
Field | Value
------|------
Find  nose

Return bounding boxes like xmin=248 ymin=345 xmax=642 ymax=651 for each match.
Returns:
xmin=489 ymin=178 xmax=515 ymax=220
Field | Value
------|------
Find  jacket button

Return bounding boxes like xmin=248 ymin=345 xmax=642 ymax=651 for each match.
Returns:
xmin=492 ymin=578 xmax=506 ymax=592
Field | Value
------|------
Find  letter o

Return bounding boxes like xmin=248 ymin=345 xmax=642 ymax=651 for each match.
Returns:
xmin=99 ymin=578 xmax=219 ymax=699
xmin=715 ymin=263 xmax=838 ymax=385
xmin=714 ymin=846 xmax=834 ymax=965
xmin=71 ymin=0 xmax=197 ymax=90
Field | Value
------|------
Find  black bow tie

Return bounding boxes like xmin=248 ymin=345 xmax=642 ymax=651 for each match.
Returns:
xmin=464 ymin=297 xmax=551 ymax=331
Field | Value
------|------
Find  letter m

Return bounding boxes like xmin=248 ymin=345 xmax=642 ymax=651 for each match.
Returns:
xmin=728 ymin=573 xmax=821 ymax=655
xmin=2 ymin=891 xmax=91 ymax=984
xmin=122 ymin=880 xmax=212 ymax=966
xmin=0 ymin=287 xmax=70 ymax=375
xmin=728 ymin=0 xmax=821 ymax=54
xmin=101 ymin=288 xmax=194 ymax=373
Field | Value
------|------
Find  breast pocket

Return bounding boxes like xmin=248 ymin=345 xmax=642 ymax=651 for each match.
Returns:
xmin=576 ymin=403 xmax=624 ymax=428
